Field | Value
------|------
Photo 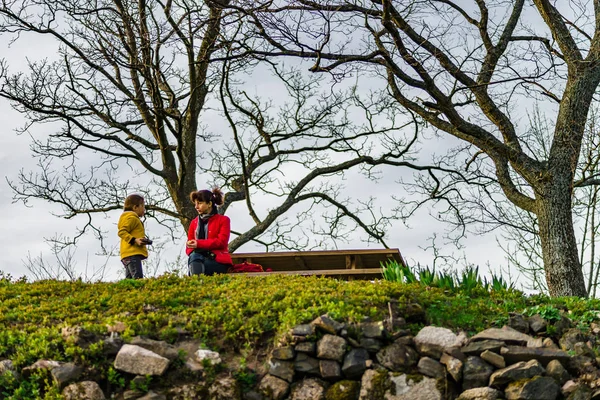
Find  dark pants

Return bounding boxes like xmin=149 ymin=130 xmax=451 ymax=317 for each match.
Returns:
xmin=188 ymin=252 xmax=229 ymax=276
xmin=121 ymin=255 xmax=144 ymax=279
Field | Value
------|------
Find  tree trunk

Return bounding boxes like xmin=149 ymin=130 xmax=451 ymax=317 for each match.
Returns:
xmin=536 ymin=180 xmax=587 ymax=297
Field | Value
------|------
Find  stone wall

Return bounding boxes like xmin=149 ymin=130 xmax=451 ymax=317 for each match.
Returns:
xmin=1 ymin=307 xmax=600 ymax=399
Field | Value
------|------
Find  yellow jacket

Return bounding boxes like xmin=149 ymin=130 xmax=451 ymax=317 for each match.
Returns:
xmin=117 ymin=211 xmax=148 ymax=259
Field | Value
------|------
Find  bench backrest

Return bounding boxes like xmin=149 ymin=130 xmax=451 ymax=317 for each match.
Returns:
xmin=230 ymin=248 xmax=404 ymax=272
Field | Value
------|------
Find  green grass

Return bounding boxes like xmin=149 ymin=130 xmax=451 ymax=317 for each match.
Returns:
xmin=2 ymin=272 xmax=600 ymax=397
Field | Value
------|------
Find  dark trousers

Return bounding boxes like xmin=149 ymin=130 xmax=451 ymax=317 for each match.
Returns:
xmin=188 ymin=252 xmax=229 ymax=276
xmin=121 ymin=255 xmax=144 ymax=279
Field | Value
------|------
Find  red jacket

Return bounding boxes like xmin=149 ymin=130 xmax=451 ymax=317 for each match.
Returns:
xmin=186 ymin=214 xmax=233 ymax=265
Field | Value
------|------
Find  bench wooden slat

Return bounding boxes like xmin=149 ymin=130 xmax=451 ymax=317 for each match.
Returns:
xmin=231 ymin=268 xmax=384 ymax=278
xmin=231 ymin=248 xmax=404 ymax=273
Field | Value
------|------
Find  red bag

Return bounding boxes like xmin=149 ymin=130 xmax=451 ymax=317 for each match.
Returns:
xmin=228 ymin=261 xmax=268 ymax=273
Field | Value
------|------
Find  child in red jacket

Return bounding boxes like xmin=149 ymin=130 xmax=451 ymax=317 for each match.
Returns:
xmin=186 ymin=188 xmax=233 ymax=275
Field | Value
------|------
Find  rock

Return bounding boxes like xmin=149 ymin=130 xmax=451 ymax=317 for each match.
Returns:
xmin=500 ymin=345 xmax=570 ymax=366
xmin=417 ymin=357 xmax=446 ymax=378
xmin=114 ymin=344 xmax=170 ymax=376
xmin=195 ymin=349 xmax=222 ymax=366
xmin=504 ymin=376 xmax=560 ymax=400
xmin=325 ymin=380 xmax=360 ymax=400
xmin=208 ymin=376 xmax=241 ymax=400
xmin=469 ymin=326 xmax=533 ymax=345
xmin=293 ymin=324 xmax=316 ymax=337
xmin=461 ymin=340 xmax=505 ymax=356
xmin=137 ymin=392 xmax=167 ymax=400
xmin=414 ymin=326 xmax=466 ymax=359
xmin=376 ymin=342 xmax=419 ymax=372
xmin=268 ymin=359 xmax=295 ymax=382
xmin=385 ymin=373 xmax=443 ymax=400
xmin=440 ymin=352 xmax=463 ymax=382
xmin=508 ymin=313 xmax=529 ymax=333
xmin=359 ymin=321 xmax=385 ymax=339
xmin=528 ymin=314 xmax=548 ymax=334
xmin=61 ymin=326 xmax=98 ymax=348
xmin=342 ymin=348 xmax=370 ymax=379
xmin=489 ymin=359 xmax=545 ymax=388
xmin=62 ymin=381 xmax=106 ymax=400
xmin=289 ymin=377 xmax=327 ymax=400
xmin=319 ymin=360 xmax=342 ymax=380
xmin=259 ymin=374 xmax=290 ymax=400
xmin=51 ymin=362 xmax=83 ymax=389
xmin=480 ymin=350 xmax=505 ymax=369
xmin=457 ymin=387 xmax=503 ymax=400
xmin=359 ymin=338 xmax=382 ymax=353
xmin=272 ymin=346 xmax=295 ymax=360
xmin=317 ymin=334 xmax=347 ymax=362
xmin=295 ymin=342 xmax=316 ymax=354
xmin=312 ymin=315 xmax=344 ymax=335
xmin=131 ymin=336 xmax=180 ymax=361
xmin=295 ymin=353 xmax=320 ymax=375
xmin=358 ymin=369 xmax=390 ymax=400
xmin=546 ymin=359 xmax=570 ymax=385
xmin=462 ymin=356 xmax=494 ymax=390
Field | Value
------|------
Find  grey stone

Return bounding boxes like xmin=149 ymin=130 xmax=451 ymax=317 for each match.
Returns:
xmin=295 ymin=342 xmax=316 ymax=354
xmin=480 ymin=350 xmax=505 ymax=369
xmin=312 ymin=315 xmax=344 ymax=335
xmin=508 ymin=313 xmax=529 ymax=333
xmin=462 ymin=356 xmax=494 ymax=390
xmin=528 ymin=314 xmax=548 ymax=334
xmin=461 ymin=340 xmax=505 ymax=356
xmin=316 ymin=334 xmax=347 ymax=362
xmin=319 ymin=360 xmax=342 ymax=380
xmin=293 ymin=324 xmax=316 ymax=337
xmin=385 ymin=373 xmax=443 ymax=400
xmin=414 ymin=326 xmax=466 ymax=359
xmin=358 ymin=369 xmax=390 ymax=400
xmin=272 ymin=346 xmax=295 ymax=360
xmin=51 ymin=362 xmax=83 ymax=389
xmin=208 ymin=376 xmax=241 ymax=400
xmin=359 ymin=338 xmax=382 ymax=353
xmin=289 ymin=378 xmax=327 ymax=400
xmin=500 ymin=345 xmax=570 ymax=366
xmin=440 ymin=352 xmax=463 ymax=382
xmin=359 ymin=321 xmax=385 ymax=339
xmin=417 ymin=357 xmax=446 ymax=378
xmin=137 ymin=392 xmax=167 ymax=400
xmin=114 ymin=344 xmax=170 ymax=376
xmin=546 ymin=359 xmax=570 ymax=385
xmin=131 ymin=337 xmax=180 ymax=361
xmin=259 ymin=374 xmax=289 ymax=400
xmin=457 ymin=387 xmax=503 ymax=400
xmin=489 ymin=359 xmax=545 ymax=388
xmin=325 ymin=380 xmax=360 ymax=400
xmin=268 ymin=359 xmax=295 ymax=382
xmin=376 ymin=342 xmax=419 ymax=372
xmin=294 ymin=353 xmax=320 ymax=375
xmin=342 ymin=348 xmax=370 ymax=379
xmin=469 ymin=326 xmax=533 ymax=346
xmin=62 ymin=381 xmax=106 ymax=400
xmin=504 ymin=376 xmax=560 ymax=400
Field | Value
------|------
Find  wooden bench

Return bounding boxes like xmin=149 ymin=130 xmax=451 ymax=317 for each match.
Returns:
xmin=230 ymin=248 xmax=405 ymax=280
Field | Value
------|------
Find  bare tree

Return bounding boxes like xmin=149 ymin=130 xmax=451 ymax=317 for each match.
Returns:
xmin=0 ymin=0 xmax=433 ymax=271
xmin=241 ymin=0 xmax=600 ymax=297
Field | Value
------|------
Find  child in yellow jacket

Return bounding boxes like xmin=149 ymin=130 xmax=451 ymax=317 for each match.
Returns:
xmin=117 ymin=194 xmax=149 ymax=279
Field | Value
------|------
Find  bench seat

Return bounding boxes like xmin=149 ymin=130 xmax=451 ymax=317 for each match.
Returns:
xmin=230 ymin=248 xmax=404 ymax=280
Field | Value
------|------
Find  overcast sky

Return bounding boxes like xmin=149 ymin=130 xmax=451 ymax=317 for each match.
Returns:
xmin=0 ymin=10 xmax=516 ymax=285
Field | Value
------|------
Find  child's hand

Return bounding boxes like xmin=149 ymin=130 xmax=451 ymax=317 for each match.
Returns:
xmin=134 ymin=238 xmax=146 ymax=246
xmin=186 ymin=240 xmax=197 ymax=249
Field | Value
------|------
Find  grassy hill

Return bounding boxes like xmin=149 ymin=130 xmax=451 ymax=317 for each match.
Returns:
xmin=1 ymin=272 xmax=600 ymax=397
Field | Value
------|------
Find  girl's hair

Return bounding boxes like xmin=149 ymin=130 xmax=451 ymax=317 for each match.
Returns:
xmin=190 ymin=188 xmax=224 ymax=213
xmin=123 ymin=194 xmax=145 ymax=211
